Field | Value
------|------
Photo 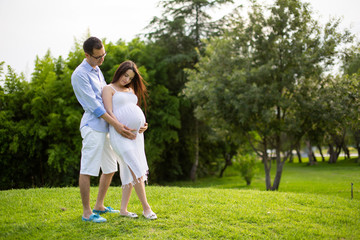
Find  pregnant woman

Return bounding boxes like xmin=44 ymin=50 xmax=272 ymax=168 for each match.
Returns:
xmin=102 ymin=60 xmax=157 ymax=220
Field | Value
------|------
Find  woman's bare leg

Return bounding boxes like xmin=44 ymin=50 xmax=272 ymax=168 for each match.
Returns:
xmin=120 ymin=184 xmax=133 ymax=215
xmin=133 ymin=180 xmax=152 ymax=215
xmin=128 ymin=170 xmax=152 ymax=215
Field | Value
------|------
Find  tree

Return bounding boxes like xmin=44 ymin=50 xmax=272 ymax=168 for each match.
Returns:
xmin=342 ymin=44 xmax=360 ymax=163
xmin=25 ymin=51 xmax=83 ymax=186
xmin=343 ymin=44 xmax=360 ymax=76
xmin=147 ymin=0 xmax=234 ymax=181
xmin=185 ymin=0 xmax=352 ymax=190
xmin=0 ymin=49 xmax=84 ymax=189
xmin=0 ymin=65 xmax=31 ymax=189
xmin=335 ymin=73 xmax=360 ymax=164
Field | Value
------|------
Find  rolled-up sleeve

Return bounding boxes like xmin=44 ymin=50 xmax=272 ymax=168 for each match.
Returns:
xmin=71 ymin=71 xmax=106 ymax=118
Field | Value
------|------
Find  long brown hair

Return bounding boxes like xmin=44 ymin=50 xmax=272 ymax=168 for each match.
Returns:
xmin=111 ymin=60 xmax=148 ymax=111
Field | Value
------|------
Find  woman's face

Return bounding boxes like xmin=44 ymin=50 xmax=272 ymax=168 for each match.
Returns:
xmin=119 ymin=69 xmax=135 ymax=87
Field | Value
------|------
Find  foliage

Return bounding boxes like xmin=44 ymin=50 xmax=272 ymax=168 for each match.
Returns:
xmin=184 ymin=0 xmax=354 ymax=190
xmin=342 ymin=43 xmax=360 ymax=75
xmin=233 ymin=153 xmax=259 ymax=185
xmin=0 ymin=0 xmax=359 ymax=190
xmin=0 ymin=52 xmax=83 ymax=189
xmin=145 ymin=0 xmax=236 ymax=182
xmin=0 ymin=66 xmax=31 ymax=189
xmin=341 ymin=44 xmax=360 ymax=162
xmin=151 ymin=0 xmax=234 ymax=46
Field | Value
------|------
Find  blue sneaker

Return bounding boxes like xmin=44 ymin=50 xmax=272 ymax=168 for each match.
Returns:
xmin=82 ymin=213 xmax=107 ymax=223
xmin=93 ymin=206 xmax=120 ymax=215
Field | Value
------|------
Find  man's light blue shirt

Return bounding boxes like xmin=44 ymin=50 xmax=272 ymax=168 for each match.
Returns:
xmin=71 ymin=59 xmax=108 ymax=133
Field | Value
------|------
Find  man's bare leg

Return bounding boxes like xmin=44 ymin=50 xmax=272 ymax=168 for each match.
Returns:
xmin=94 ymin=172 xmax=115 ymax=211
xmin=79 ymin=174 xmax=92 ymax=218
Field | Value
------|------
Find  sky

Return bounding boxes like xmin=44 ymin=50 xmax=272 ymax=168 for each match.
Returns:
xmin=0 ymin=0 xmax=359 ymax=80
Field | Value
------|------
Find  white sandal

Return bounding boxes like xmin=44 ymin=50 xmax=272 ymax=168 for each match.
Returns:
xmin=143 ymin=211 xmax=157 ymax=220
xmin=120 ymin=212 xmax=138 ymax=218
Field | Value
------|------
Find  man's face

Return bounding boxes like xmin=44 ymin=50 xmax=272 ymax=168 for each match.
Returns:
xmin=86 ymin=46 xmax=106 ymax=67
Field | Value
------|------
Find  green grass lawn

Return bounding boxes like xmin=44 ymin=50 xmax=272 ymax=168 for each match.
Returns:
xmin=172 ymin=157 xmax=360 ymax=200
xmin=1 ymin=158 xmax=359 ymax=239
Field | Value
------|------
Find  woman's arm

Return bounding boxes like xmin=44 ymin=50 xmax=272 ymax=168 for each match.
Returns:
xmin=102 ymin=86 xmax=117 ymax=120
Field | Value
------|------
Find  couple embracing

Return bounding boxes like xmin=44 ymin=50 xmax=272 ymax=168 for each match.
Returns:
xmin=71 ymin=37 xmax=156 ymax=223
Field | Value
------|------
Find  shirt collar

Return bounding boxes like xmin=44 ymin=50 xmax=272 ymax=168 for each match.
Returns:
xmin=82 ymin=59 xmax=99 ymax=72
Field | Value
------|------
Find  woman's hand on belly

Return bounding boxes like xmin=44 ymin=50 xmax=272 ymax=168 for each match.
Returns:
xmin=139 ymin=123 xmax=148 ymax=133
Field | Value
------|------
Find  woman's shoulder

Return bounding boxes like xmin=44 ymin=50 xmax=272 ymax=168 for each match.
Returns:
xmin=103 ymin=84 xmax=116 ymax=94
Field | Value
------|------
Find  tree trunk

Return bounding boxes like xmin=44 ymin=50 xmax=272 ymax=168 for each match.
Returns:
xmin=312 ymin=152 xmax=317 ymax=163
xmin=328 ymin=144 xmax=337 ymax=163
xmin=263 ymin=156 xmax=271 ymax=190
xmin=262 ymin=140 xmax=272 ymax=190
xmin=288 ymin=150 xmax=293 ymax=163
xmin=272 ymin=134 xmax=284 ymax=190
xmin=335 ymin=143 xmax=342 ymax=162
xmin=190 ymin=120 xmax=199 ymax=181
xmin=296 ymin=146 xmax=302 ymax=163
xmin=245 ymin=177 xmax=251 ymax=186
xmin=272 ymin=161 xmax=285 ymax=190
xmin=331 ymin=130 xmax=346 ymax=162
xmin=306 ymin=140 xmax=315 ymax=165
xmin=219 ymin=153 xmax=233 ymax=178
xmin=342 ymin=145 xmax=350 ymax=159
xmin=312 ymin=152 xmax=317 ymax=162
xmin=317 ymin=145 xmax=325 ymax=162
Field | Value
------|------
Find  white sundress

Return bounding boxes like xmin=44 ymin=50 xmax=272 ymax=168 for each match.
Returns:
xmin=108 ymin=85 xmax=149 ymax=187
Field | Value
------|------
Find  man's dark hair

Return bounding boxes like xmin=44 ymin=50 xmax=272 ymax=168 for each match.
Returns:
xmin=83 ymin=37 xmax=103 ymax=55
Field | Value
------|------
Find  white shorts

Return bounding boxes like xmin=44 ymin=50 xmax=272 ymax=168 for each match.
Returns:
xmin=80 ymin=126 xmax=118 ymax=176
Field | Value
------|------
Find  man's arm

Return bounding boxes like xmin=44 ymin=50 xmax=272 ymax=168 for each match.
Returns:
xmin=71 ymin=71 xmax=105 ymax=117
xmin=100 ymin=112 xmax=136 ymax=139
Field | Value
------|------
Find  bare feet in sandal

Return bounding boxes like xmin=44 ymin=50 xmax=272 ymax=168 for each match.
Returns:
xmin=120 ymin=211 xmax=138 ymax=218
xmin=143 ymin=210 xmax=157 ymax=220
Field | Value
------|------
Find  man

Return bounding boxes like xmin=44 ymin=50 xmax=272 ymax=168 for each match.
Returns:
xmin=71 ymin=36 xmax=136 ymax=223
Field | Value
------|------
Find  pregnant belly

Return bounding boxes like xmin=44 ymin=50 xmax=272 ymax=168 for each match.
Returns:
xmin=115 ymin=106 xmax=145 ymax=132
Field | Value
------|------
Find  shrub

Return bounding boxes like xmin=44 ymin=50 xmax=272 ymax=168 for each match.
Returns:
xmin=233 ymin=153 xmax=259 ymax=185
